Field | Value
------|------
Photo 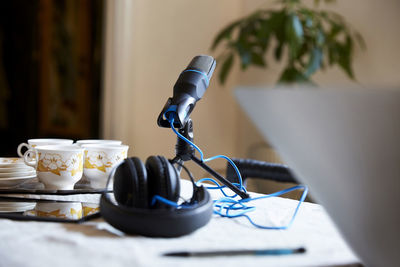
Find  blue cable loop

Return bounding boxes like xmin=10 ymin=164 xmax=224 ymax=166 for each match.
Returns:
xmin=205 ymin=180 xmax=308 ymax=230
xmin=164 ymin=112 xmax=309 ymax=230
xmin=151 ymin=195 xmax=179 ymax=207
xmin=170 ymin=119 xmax=204 ymax=161
xmin=204 ymin=155 xmax=244 ymax=191
xmin=151 ymin=195 xmax=192 ymax=209
xmin=163 ymin=105 xmax=178 ymax=121
xmin=168 ymin=117 xmax=244 ymax=193
xmin=196 ymin=177 xmax=246 ymax=198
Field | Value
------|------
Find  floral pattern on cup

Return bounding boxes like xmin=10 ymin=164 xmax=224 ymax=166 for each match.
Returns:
xmin=37 ymin=152 xmax=83 ymax=177
xmin=82 ymin=144 xmax=129 ymax=188
xmin=35 ymin=208 xmax=82 ymax=219
xmin=82 ymin=203 xmax=100 ymax=216
xmin=84 ymin=150 xmax=126 ymax=172
xmin=0 ymin=158 xmax=24 ymax=164
xmin=35 ymin=202 xmax=83 ymax=219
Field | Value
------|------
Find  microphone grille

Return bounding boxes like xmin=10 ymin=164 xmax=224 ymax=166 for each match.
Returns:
xmin=187 ymin=55 xmax=216 ymax=78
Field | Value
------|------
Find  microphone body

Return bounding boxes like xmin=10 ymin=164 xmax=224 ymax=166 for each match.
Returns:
xmin=158 ymin=55 xmax=216 ymax=129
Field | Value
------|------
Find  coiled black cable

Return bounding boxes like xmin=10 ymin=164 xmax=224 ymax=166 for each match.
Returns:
xmin=226 ymin=158 xmax=297 ymax=184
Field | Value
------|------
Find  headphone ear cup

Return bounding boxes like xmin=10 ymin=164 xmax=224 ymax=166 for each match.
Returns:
xmin=113 ymin=157 xmax=149 ymax=208
xmin=145 ymin=156 xmax=180 ymax=208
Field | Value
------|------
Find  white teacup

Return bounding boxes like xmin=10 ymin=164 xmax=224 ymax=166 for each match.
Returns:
xmin=82 ymin=144 xmax=129 ymax=188
xmin=17 ymin=138 xmax=74 ymax=158
xmin=75 ymin=139 xmax=122 ymax=146
xmin=75 ymin=140 xmax=122 ymax=185
xmin=24 ymin=145 xmax=84 ymax=190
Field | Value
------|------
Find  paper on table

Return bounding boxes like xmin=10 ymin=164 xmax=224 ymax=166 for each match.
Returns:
xmin=0 ymin=179 xmax=359 ymax=267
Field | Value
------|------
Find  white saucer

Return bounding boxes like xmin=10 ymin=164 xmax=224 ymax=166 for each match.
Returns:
xmin=0 ymin=175 xmax=37 ymax=188
xmin=0 ymin=202 xmax=36 ymax=208
xmin=0 ymin=158 xmax=26 ymax=168
xmin=0 ymin=166 xmax=35 ymax=173
xmin=0 ymin=204 xmax=36 ymax=213
xmin=0 ymin=171 xmax=36 ymax=178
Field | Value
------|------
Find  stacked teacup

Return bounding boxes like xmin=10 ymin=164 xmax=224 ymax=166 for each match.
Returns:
xmin=21 ymin=139 xmax=128 ymax=190
xmin=17 ymin=138 xmax=74 ymax=158
xmin=24 ymin=145 xmax=85 ymax=190
xmin=19 ymin=138 xmax=78 ymax=190
xmin=0 ymin=157 xmax=37 ymax=212
xmin=77 ymin=140 xmax=128 ymax=189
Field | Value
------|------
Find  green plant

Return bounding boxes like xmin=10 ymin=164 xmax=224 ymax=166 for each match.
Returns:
xmin=211 ymin=0 xmax=365 ymax=84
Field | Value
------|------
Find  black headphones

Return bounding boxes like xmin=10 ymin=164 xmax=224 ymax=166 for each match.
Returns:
xmin=100 ymin=155 xmax=214 ymax=237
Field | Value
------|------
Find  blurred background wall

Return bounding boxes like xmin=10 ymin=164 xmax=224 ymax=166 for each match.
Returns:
xmin=1 ymin=0 xmax=400 ymax=192
xmin=102 ymin=0 xmax=243 ymax=177
xmin=102 ymin=0 xmax=400 ymax=187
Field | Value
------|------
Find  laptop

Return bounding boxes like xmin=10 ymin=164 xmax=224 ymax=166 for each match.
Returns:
xmin=235 ymin=87 xmax=400 ymax=267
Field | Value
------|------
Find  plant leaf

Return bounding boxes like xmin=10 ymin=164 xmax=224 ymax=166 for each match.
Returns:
xmin=336 ymin=41 xmax=354 ymax=79
xmin=316 ymin=29 xmax=325 ymax=46
xmin=210 ymin=2 xmax=363 ymax=86
xmin=284 ymin=13 xmax=304 ymax=43
xmin=285 ymin=13 xmax=304 ymax=61
xmin=278 ymin=66 xmax=310 ymax=84
xmin=219 ymin=53 xmax=234 ymax=84
xmin=305 ymin=47 xmax=323 ymax=77
xmin=257 ymin=19 xmax=271 ymax=52
xmin=354 ymin=31 xmax=366 ymax=50
xmin=292 ymin=14 xmax=304 ymax=40
xmin=274 ymin=41 xmax=284 ymax=61
xmin=251 ymin=52 xmax=266 ymax=67
xmin=234 ymin=41 xmax=252 ymax=69
xmin=211 ymin=20 xmax=242 ymax=51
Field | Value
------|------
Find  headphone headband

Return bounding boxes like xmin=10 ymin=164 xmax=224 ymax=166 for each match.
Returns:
xmin=100 ymin=186 xmax=213 ymax=237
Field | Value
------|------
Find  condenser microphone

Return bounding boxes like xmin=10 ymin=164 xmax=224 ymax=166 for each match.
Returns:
xmin=158 ymin=55 xmax=216 ymax=129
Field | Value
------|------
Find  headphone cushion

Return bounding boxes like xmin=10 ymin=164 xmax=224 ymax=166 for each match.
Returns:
xmin=145 ymin=156 xmax=180 ymax=207
xmin=113 ymin=157 xmax=148 ymax=208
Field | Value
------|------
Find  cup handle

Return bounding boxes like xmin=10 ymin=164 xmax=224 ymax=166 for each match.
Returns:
xmin=24 ymin=149 xmax=38 ymax=168
xmin=17 ymin=143 xmax=29 ymax=158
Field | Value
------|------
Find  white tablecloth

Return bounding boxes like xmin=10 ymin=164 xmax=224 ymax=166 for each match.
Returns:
xmin=0 ymin=180 xmax=359 ymax=267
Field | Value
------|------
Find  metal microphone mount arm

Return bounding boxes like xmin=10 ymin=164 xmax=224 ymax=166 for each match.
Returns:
xmin=171 ymin=119 xmax=249 ymax=199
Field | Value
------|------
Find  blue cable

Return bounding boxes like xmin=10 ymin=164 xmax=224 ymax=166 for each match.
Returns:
xmin=244 ymin=185 xmax=308 ymax=229
xmin=197 ymin=177 xmax=246 ymax=198
xmin=170 ymin=120 xmax=204 ymax=161
xmin=151 ymin=195 xmax=192 ymax=209
xmin=169 ymin=118 xmax=244 ymax=193
xmin=207 ymin=180 xmax=308 ymax=230
xmin=203 ymin=155 xmax=244 ymax=191
xmin=151 ymin=195 xmax=179 ymax=207
xmin=165 ymin=113 xmax=309 ymax=230
xmin=214 ymin=198 xmax=256 ymax=216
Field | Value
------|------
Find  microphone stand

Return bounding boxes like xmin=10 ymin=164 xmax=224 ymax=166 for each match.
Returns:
xmin=171 ymin=119 xmax=249 ymax=199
